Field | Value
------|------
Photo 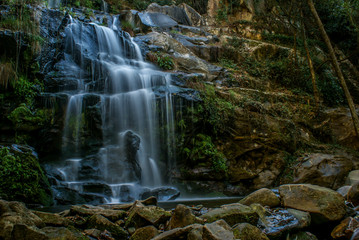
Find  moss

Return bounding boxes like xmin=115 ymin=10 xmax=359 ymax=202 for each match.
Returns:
xmin=0 ymin=145 xmax=53 ymax=206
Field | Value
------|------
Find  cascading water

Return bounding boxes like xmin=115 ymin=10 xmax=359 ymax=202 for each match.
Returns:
xmin=53 ymin=16 xmax=177 ymax=203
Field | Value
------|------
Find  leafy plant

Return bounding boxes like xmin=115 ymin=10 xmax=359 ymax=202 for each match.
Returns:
xmin=157 ymin=54 xmax=174 ymax=70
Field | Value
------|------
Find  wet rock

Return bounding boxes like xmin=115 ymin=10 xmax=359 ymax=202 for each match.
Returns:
xmin=32 ymin=211 xmax=71 ymax=227
xmin=41 ymin=226 xmax=85 ymax=239
xmin=200 ymin=203 xmax=258 ymax=226
xmin=86 ymin=214 xmax=128 ymax=239
xmin=232 ymin=223 xmax=269 ymax=240
xmin=253 ymin=205 xmax=299 ymax=238
xmin=347 ymin=170 xmax=359 ymax=185
xmin=82 ymin=183 xmax=113 ymax=196
xmin=287 ymin=208 xmax=311 ymax=228
xmin=125 ymin=201 xmax=171 ymax=229
xmin=140 ymin=187 xmax=180 ymax=201
xmin=53 ymin=187 xmax=104 ymax=205
xmin=130 ymin=226 xmax=158 ymax=240
xmin=167 ymin=204 xmax=204 ymax=230
xmin=337 ymin=186 xmax=352 ymax=198
xmin=152 ymin=224 xmax=203 ymax=240
xmin=202 ymin=219 xmax=235 ymax=240
xmin=331 ymin=217 xmax=359 ymax=239
xmin=279 ymin=184 xmax=347 ymax=222
xmin=291 ymin=153 xmax=353 ymax=189
xmin=69 ymin=205 xmax=126 ymax=222
xmin=239 ymin=188 xmax=280 ymax=207
xmin=123 ymin=130 xmax=142 ymax=180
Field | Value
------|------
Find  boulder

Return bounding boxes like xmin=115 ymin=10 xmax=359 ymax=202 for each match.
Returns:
xmin=347 ymin=170 xmax=359 ymax=185
xmin=202 ymin=219 xmax=235 ymax=240
xmin=41 ymin=227 xmax=85 ymax=240
xmin=291 ymin=153 xmax=353 ymax=189
xmin=130 ymin=226 xmax=158 ymax=240
xmin=251 ymin=43 xmax=292 ymax=61
xmin=140 ymin=187 xmax=180 ymax=201
xmin=287 ymin=209 xmax=311 ymax=229
xmin=69 ymin=205 xmax=126 ymax=222
xmin=232 ymin=223 xmax=269 ymax=240
xmin=86 ymin=214 xmax=128 ymax=239
xmin=167 ymin=204 xmax=204 ymax=230
xmin=239 ymin=188 xmax=280 ymax=207
xmin=10 ymin=224 xmax=47 ymax=240
xmin=137 ymin=12 xmax=178 ymax=30
xmin=323 ymin=108 xmax=359 ymax=150
xmin=279 ymin=184 xmax=347 ymax=222
xmin=347 ymin=183 xmax=359 ymax=206
xmin=152 ymin=224 xmax=203 ymax=240
xmin=0 ymin=200 xmax=45 ymax=239
xmin=200 ymin=203 xmax=258 ymax=226
xmin=331 ymin=217 xmax=359 ymax=239
xmin=125 ymin=201 xmax=171 ymax=228
xmin=337 ymin=186 xmax=352 ymax=198
xmin=32 ymin=211 xmax=71 ymax=227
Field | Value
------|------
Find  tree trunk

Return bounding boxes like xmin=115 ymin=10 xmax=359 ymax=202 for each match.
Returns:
xmin=301 ymin=9 xmax=320 ymax=109
xmin=307 ymin=0 xmax=359 ymax=136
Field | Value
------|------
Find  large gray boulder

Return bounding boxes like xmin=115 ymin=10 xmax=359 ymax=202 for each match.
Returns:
xmin=167 ymin=204 xmax=204 ymax=230
xmin=203 ymin=220 xmax=234 ymax=240
xmin=239 ymin=188 xmax=280 ymax=207
xmin=279 ymin=184 xmax=346 ymax=222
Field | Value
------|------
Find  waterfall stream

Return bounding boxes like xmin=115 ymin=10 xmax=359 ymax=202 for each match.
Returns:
xmin=53 ymin=16 xmax=177 ymax=203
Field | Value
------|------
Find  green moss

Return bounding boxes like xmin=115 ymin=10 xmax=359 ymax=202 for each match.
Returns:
xmin=0 ymin=146 xmax=53 ymax=206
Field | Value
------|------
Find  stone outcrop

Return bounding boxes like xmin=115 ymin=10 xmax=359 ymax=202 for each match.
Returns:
xmin=239 ymin=188 xmax=280 ymax=207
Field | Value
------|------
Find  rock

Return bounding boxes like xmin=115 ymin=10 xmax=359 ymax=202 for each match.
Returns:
xmin=202 ymin=219 xmax=235 ymax=240
xmin=167 ymin=204 xmax=204 ymax=230
xmin=347 ymin=183 xmax=359 ymax=206
xmin=84 ymin=229 xmax=102 ymax=239
xmin=41 ymin=226 xmax=85 ymax=240
xmin=337 ymin=186 xmax=352 ymax=198
xmin=130 ymin=226 xmax=158 ymax=240
xmin=200 ymin=203 xmax=259 ymax=226
xmin=11 ymin=224 xmax=48 ymax=240
xmin=147 ymin=3 xmax=203 ymax=26
xmin=331 ymin=217 xmax=359 ymax=239
xmin=257 ymin=208 xmax=300 ymax=238
xmin=279 ymin=184 xmax=347 ymax=222
xmin=140 ymin=187 xmax=180 ymax=201
xmin=232 ymin=223 xmax=269 ymax=240
xmin=152 ymin=224 xmax=203 ymax=240
xmin=347 ymin=170 xmax=359 ymax=185
xmin=288 ymin=231 xmax=319 ymax=240
xmin=239 ymin=188 xmax=280 ymax=207
xmin=323 ymin=108 xmax=359 ymax=150
xmin=86 ymin=214 xmax=128 ymax=239
xmin=69 ymin=205 xmax=126 ymax=222
xmin=0 ymin=200 xmax=46 ymax=239
xmin=137 ymin=12 xmax=178 ymax=30
xmin=291 ymin=153 xmax=353 ymax=189
xmin=32 ymin=211 xmax=71 ymax=227
xmin=125 ymin=201 xmax=171 ymax=229
xmin=188 ymin=226 xmax=203 ymax=240
xmin=287 ymin=209 xmax=311 ymax=229
xmin=251 ymin=43 xmax=292 ymax=61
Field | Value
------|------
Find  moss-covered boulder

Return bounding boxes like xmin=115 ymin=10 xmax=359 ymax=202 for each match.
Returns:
xmin=86 ymin=214 xmax=128 ymax=239
xmin=200 ymin=203 xmax=259 ymax=226
xmin=125 ymin=201 xmax=171 ymax=229
xmin=232 ymin=223 xmax=269 ymax=240
xmin=167 ymin=204 xmax=204 ymax=230
xmin=130 ymin=226 xmax=159 ymax=240
xmin=0 ymin=145 xmax=53 ymax=206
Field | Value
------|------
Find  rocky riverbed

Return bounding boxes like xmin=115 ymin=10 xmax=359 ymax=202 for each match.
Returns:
xmin=2 ymin=183 xmax=359 ymax=240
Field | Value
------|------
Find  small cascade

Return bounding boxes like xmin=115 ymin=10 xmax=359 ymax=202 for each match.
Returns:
xmin=48 ymin=0 xmax=61 ymax=8
xmin=50 ymin=16 xmax=178 ymax=203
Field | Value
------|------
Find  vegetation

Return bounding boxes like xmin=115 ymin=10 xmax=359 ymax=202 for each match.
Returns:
xmin=0 ymin=146 xmax=53 ymax=206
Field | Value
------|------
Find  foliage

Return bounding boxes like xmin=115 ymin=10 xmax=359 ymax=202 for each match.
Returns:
xmin=157 ymin=54 xmax=174 ymax=70
xmin=216 ymin=1 xmax=228 ymax=22
xmin=0 ymin=62 xmax=17 ymax=90
xmin=183 ymin=134 xmax=227 ymax=173
xmin=0 ymin=146 xmax=53 ymax=205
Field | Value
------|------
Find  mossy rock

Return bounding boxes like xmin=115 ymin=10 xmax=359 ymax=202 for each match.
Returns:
xmin=0 ymin=145 xmax=53 ymax=206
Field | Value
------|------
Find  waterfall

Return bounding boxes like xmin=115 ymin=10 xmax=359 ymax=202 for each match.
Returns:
xmin=54 ymin=16 xmax=177 ymax=203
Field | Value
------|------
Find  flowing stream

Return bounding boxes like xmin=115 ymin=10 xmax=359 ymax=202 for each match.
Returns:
xmin=53 ymin=16 xmax=176 ymax=203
